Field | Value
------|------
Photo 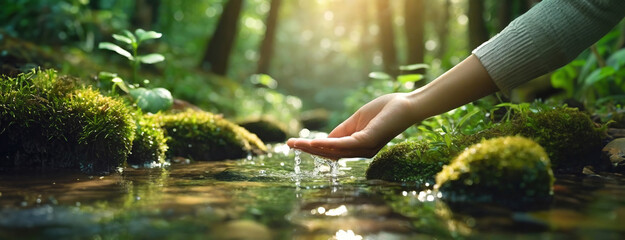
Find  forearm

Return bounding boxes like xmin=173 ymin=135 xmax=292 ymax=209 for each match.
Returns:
xmin=474 ymin=0 xmax=625 ymax=94
xmin=406 ymin=54 xmax=498 ymax=121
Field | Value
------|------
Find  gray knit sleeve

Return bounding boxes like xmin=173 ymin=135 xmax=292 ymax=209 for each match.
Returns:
xmin=472 ymin=0 xmax=625 ymax=94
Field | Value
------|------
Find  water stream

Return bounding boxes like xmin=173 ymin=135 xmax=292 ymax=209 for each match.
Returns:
xmin=0 ymin=143 xmax=624 ymax=239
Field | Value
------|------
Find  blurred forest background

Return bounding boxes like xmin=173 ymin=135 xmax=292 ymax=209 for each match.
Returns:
xmin=2 ymin=0 xmax=624 ymax=134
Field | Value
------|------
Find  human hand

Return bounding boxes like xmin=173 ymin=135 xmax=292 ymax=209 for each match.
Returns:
xmin=287 ymin=55 xmax=499 ymax=160
xmin=287 ymin=92 xmax=420 ymax=159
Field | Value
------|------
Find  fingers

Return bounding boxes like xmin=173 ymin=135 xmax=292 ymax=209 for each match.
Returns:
xmin=290 ymin=142 xmax=376 ymax=159
xmin=286 ymin=136 xmax=379 ymax=159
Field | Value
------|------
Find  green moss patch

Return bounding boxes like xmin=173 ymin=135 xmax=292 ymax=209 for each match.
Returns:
xmin=494 ymin=106 xmax=603 ymax=172
xmin=435 ymin=136 xmax=554 ymax=209
xmin=366 ymin=141 xmax=451 ymax=183
xmin=152 ymin=110 xmax=267 ymax=161
xmin=0 ymin=70 xmax=136 ymax=174
xmin=127 ymin=114 xmax=168 ymax=165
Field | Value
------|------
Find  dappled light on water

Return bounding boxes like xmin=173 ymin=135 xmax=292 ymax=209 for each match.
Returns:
xmin=1 ymin=143 xmax=625 ymax=239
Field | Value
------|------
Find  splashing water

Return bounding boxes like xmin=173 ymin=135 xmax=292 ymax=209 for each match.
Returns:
xmin=294 ymin=150 xmax=340 ymax=177
xmin=294 ymin=150 xmax=301 ymax=175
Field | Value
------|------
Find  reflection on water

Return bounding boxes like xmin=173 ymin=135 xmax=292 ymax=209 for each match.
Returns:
xmin=0 ymin=143 xmax=625 ymax=239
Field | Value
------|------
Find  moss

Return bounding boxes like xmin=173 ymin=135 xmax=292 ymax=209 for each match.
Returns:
xmin=127 ymin=113 xmax=168 ymax=165
xmin=239 ymin=119 xmax=288 ymax=143
xmin=498 ymin=106 xmax=603 ymax=172
xmin=435 ymin=136 xmax=554 ymax=210
xmin=456 ymin=106 xmax=603 ymax=173
xmin=366 ymin=141 xmax=452 ymax=183
xmin=0 ymin=69 xmax=136 ymax=174
xmin=152 ymin=110 xmax=267 ymax=161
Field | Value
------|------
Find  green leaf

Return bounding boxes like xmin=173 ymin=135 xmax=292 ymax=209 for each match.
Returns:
xmin=98 ymin=42 xmax=133 ymax=60
xmin=138 ymin=53 xmax=165 ymax=64
xmin=397 ymin=74 xmax=424 ymax=83
xmin=112 ymin=34 xmax=132 ymax=45
xmin=368 ymin=72 xmax=393 ymax=80
xmin=607 ymin=49 xmax=625 ymax=70
xmin=550 ymin=67 xmax=575 ymax=96
xmin=135 ymin=28 xmax=162 ymax=42
xmin=585 ymin=66 xmax=616 ymax=86
xmin=98 ymin=71 xmax=118 ymax=80
xmin=133 ymin=87 xmax=173 ymax=113
xmin=129 ymin=87 xmax=148 ymax=99
xmin=122 ymin=30 xmax=136 ymax=43
xmin=111 ymin=77 xmax=130 ymax=94
xmin=399 ymin=63 xmax=429 ymax=71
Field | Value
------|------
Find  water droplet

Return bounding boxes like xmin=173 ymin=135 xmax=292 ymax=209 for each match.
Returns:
xmin=188 ymin=144 xmax=193 ymax=148
xmin=172 ymin=128 xmax=177 ymax=132
xmin=21 ymin=201 xmax=28 ymax=207
xmin=76 ymin=202 xmax=81 ymax=207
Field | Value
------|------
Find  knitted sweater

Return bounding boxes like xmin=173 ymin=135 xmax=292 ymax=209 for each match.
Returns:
xmin=472 ymin=0 xmax=625 ymax=94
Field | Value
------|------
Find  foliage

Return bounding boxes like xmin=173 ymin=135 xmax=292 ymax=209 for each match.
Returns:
xmin=0 ymin=69 xmax=136 ymax=174
xmin=150 ymin=109 xmax=267 ymax=161
xmin=435 ymin=136 xmax=554 ymax=210
xmin=0 ymin=0 xmax=132 ymax=50
xmin=551 ymin=24 xmax=625 ymax=108
xmin=98 ymin=29 xmax=173 ymax=113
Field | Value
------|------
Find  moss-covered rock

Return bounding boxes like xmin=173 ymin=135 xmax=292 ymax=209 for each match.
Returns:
xmin=366 ymin=141 xmax=452 ymax=183
xmin=239 ymin=119 xmax=288 ymax=143
xmin=0 ymin=70 xmax=136 ymax=174
xmin=455 ymin=106 xmax=603 ymax=173
xmin=127 ymin=113 xmax=168 ymax=165
xmin=152 ymin=110 xmax=267 ymax=161
xmin=499 ymin=106 xmax=603 ymax=172
xmin=435 ymin=136 xmax=554 ymax=209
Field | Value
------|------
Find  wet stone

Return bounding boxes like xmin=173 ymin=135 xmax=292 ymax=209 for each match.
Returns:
xmin=601 ymin=138 xmax=625 ymax=173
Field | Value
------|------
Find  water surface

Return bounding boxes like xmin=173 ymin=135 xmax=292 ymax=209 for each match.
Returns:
xmin=1 ymin=143 xmax=624 ymax=239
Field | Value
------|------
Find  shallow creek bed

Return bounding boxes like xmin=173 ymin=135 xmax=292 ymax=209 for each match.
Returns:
xmin=0 ymin=143 xmax=624 ymax=239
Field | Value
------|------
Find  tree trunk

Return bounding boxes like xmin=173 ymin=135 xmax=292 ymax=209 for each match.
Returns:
xmin=497 ymin=0 xmax=514 ymax=31
xmin=404 ymin=0 xmax=425 ymax=69
xmin=375 ymin=0 xmax=398 ymax=76
xmin=131 ymin=0 xmax=160 ymax=30
xmin=468 ymin=0 xmax=489 ymax=50
xmin=435 ymin=0 xmax=451 ymax=61
xmin=257 ymin=0 xmax=282 ymax=74
xmin=200 ymin=0 xmax=244 ymax=76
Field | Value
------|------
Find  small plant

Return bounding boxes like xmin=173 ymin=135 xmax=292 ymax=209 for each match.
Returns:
xmin=99 ymin=29 xmax=165 ymax=84
xmin=98 ymin=29 xmax=172 ymax=113
xmin=367 ymin=63 xmax=429 ymax=92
